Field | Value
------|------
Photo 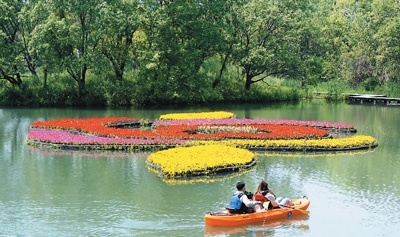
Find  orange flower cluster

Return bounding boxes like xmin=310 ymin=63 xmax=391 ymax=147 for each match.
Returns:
xmin=31 ymin=117 xmax=139 ymax=137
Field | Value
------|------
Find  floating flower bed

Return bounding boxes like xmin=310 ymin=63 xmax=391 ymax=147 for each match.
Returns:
xmin=27 ymin=124 xmax=328 ymax=141
xmin=26 ymin=111 xmax=379 ymax=181
xmin=146 ymin=145 xmax=256 ymax=178
xmin=27 ymin=113 xmax=376 ymax=151
xmin=28 ymin=119 xmax=332 ymax=141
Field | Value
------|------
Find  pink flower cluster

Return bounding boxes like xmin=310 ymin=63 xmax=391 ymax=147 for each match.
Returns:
xmin=28 ymin=129 xmax=189 ymax=145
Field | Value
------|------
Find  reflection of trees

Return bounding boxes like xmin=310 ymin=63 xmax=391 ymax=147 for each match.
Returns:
xmin=21 ymin=151 xmax=153 ymax=205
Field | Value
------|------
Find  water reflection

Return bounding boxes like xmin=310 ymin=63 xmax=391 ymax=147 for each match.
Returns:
xmin=1 ymin=104 xmax=400 ymax=236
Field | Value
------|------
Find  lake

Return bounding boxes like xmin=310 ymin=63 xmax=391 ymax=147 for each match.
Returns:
xmin=0 ymin=101 xmax=399 ymax=236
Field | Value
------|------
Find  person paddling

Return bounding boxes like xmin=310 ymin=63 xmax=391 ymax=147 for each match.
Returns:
xmin=228 ymin=181 xmax=261 ymax=214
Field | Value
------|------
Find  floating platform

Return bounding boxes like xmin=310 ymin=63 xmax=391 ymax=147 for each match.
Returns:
xmin=346 ymin=94 xmax=400 ymax=105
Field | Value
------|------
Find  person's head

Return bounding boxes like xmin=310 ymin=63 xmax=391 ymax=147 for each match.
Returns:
xmin=256 ymin=181 xmax=269 ymax=193
xmin=236 ymin=181 xmax=245 ymax=191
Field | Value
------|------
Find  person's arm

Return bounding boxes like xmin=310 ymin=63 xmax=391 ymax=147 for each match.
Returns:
xmin=265 ymin=192 xmax=279 ymax=207
xmin=241 ymin=194 xmax=261 ymax=207
xmin=268 ymin=189 xmax=276 ymax=197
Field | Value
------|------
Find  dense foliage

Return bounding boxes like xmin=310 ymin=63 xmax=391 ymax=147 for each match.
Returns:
xmin=1 ymin=0 xmax=400 ymax=107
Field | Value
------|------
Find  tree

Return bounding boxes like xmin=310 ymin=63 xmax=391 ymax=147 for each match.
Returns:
xmin=373 ymin=0 xmax=400 ymax=83
xmin=135 ymin=0 xmax=226 ymax=104
xmin=31 ymin=0 xmax=106 ymax=102
xmin=97 ymin=0 xmax=140 ymax=80
xmin=293 ymin=0 xmax=326 ymax=87
xmin=229 ymin=0 xmax=305 ymax=90
xmin=0 ymin=0 xmax=23 ymax=87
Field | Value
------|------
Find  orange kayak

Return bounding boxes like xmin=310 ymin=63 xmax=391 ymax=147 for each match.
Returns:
xmin=204 ymin=196 xmax=310 ymax=227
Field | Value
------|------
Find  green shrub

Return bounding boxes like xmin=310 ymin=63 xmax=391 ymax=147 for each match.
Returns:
xmin=360 ymin=77 xmax=380 ymax=92
xmin=384 ymin=82 xmax=400 ymax=97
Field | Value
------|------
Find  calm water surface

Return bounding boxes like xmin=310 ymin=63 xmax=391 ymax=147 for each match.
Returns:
xmin=1 ymin=101 xmax=399 ymax=236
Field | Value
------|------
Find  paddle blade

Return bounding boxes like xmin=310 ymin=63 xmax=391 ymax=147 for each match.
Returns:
xmin=299 ymin=209 xmax=310 ymax=215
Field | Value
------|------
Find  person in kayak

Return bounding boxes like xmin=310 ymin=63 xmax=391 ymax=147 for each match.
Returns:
xmin=254 ymin=180 xmax=293 ymax=210
xmin=228 ymin=181 xmax=261 ymax=214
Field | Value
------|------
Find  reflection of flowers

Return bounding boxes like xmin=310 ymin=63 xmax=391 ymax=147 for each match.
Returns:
xmin=161 ymin=169 xmax=254 ymax=185
xmin=28 ymin=147 xmax=149 ymax=159
xmin=146 ymin=145 xmax=256 ymax=178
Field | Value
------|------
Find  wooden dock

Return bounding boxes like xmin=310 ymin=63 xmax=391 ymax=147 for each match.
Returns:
xmin=346 ymin=94 xmax=400 ymax=105
xmin=312 ymin=92 xmax=400 ymax=105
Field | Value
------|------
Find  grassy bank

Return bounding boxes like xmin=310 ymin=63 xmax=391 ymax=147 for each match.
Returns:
xmin=0 ymin=72 xmax=301 ymax=107
xmin=2 ymin=70 xmax=399 ymax=108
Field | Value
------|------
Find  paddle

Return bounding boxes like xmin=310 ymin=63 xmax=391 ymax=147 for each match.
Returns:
xmin=261 ymin=201 xmax=309 ymax=215
xmin=279 ymin=205 xmax=310 ymax=215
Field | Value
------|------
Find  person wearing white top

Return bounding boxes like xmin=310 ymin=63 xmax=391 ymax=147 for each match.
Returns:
xmin=255 ymin=180 xmax=293 ymax=210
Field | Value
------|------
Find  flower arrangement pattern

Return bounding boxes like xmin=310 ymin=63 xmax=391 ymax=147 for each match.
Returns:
xmin=27 ymin=113 xmax=376 ymax=151
xmin=26 ymin=111 xmax=378 ymax=179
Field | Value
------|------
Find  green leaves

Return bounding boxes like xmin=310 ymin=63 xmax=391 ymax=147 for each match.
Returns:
xmin=2 ymin=0 xmax=400 ymax=105
xmin=228 ymin=0 xmax=307 ymax=89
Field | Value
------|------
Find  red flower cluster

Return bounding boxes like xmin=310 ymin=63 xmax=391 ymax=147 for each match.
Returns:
xmin=155 ymin=124 xmax=329 ymax=140
xmin=31 ymin=117 xmax=329 ymax=140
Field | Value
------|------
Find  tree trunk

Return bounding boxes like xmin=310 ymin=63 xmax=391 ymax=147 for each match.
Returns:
xmin=114 ymin=61 xmax=125 ymax=81
xmin=212 ymin=53 xmax=229 ymax=89
xmin=245 ymin=77 xmax=251 ymax=90
xmin=78 ymin=65 xmax=87 ymax=100
xmin=25 ymin=55 xmax=37 ymax=77
xmin=245 ymin=67 xmax=252 ymax=90
xmin=43 ymin=66 xmax=48 ymax=89
xmin=0 ymin=68 xmax=22 ymax=87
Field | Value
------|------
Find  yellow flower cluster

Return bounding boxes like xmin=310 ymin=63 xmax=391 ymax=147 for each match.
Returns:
xmin=147 ymin=145 xmax=255 ymax=178
xmin=187 ymin=135 xmax=378 ymax=150
xmin=159 ymin=111 xmax=235 ymax=120
xmin=259 ymin=149 xmax=376 ymax=158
